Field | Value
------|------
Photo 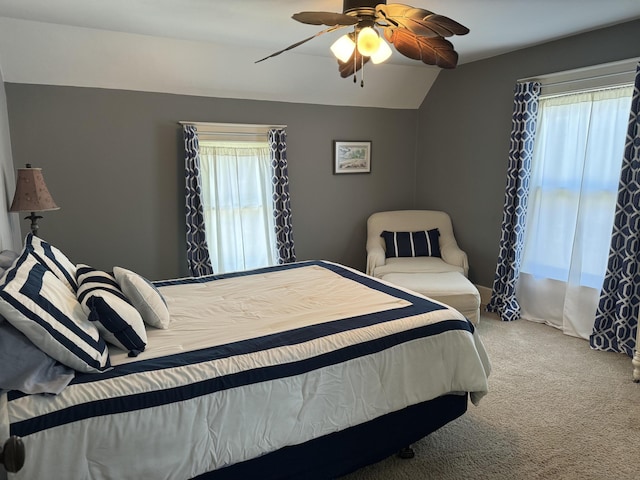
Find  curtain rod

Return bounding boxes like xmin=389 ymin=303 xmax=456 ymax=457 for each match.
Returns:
xmin=196 ymin=131 xmax=270 ymax=137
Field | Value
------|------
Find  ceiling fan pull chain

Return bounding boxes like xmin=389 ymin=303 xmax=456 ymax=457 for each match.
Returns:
xmin=361 ymin=55 xmax=365 ymax=87
xmin=353 ymin=48 xmax=357 ymax=84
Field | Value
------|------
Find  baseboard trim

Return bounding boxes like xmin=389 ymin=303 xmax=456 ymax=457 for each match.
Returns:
xmin=475 ymin=284 xmax=492 ymax=308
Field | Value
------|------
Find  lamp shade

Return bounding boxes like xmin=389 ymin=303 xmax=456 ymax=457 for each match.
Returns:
xmin=9 ymin=165 xmax=59 ymax=213
xmin=371 ymin=38 xmax=392 ymax=64
xmin=356 ymin=27 xmax=380 ymax=57
xmin=330 ymin=34 xmax=356 ymax=63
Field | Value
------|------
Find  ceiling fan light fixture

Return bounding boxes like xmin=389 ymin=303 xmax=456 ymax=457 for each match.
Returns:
xmin=356 ymin=26 xmax=380 ymax=57
xmin=330 ymin=34 xmax=356 ymax=63
xmin=256 ymin=3 xmax=470 ymax=83
xmin=370 ymin=38 xmax=392 ymax=64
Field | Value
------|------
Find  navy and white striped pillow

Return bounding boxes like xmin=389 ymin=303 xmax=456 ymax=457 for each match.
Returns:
xmin=25 ymin=234 xmax=78 ymax=292
xmin=381 ymin=229 xmax=441 ymax=258
xmin=76 ymin=265 xmax=147 ymax=357
xmin=0 ymin=250 xmax=111 ymax=373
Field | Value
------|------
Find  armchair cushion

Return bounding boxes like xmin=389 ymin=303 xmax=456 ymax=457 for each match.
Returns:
xmin=381 ymin=229 xmax=441 ymax=258
xmin=374 ymin=257 xmax=465 ymax=278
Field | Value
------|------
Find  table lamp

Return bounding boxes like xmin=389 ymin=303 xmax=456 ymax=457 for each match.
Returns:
xmin=9 ymin=164 xmax=59 ymax=236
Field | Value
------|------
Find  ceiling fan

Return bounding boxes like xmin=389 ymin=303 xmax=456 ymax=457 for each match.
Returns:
xmin=256 ymin=0 xmax=469 ymax=86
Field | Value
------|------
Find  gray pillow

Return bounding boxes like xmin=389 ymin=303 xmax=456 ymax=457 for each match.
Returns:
xmin=0 ymin=250 xmax=19 ymax=269
xmin=0 ymin=317 xmax=75 ymax=395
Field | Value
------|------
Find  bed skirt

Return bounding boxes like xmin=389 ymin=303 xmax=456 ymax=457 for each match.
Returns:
xmin=199 ymin=393 xmax=468 ymax=480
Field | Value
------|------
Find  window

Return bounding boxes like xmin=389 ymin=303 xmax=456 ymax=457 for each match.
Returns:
xmin=199 ymin=140 xmax=278 ymax=274
xmin=517 ymin=83 xmax=633 ymax=338
xmin=521 ymin=86 xmax=633 ymax=288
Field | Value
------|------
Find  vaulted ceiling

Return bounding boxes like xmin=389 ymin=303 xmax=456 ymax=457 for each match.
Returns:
xmin=0 ymin=1 xmax=639 ymax=109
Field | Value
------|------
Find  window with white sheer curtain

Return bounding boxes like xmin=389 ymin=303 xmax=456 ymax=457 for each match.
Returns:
xmin=199 ymin=141 xmax=278 ymax=274
xmin=517 ymin=85 xmax=633 ymax=339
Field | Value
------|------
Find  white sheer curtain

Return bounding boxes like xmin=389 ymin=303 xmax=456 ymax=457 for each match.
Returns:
xmin=199 ymin=142 xmax=277 ymax=274
xmin=517 ymin=86 xmax=633 ymax=339
xmin=0 ymin=79 xmax=21 ymax=251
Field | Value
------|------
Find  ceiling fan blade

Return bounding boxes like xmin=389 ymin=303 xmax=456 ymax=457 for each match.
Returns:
xmin=376 ymin=4 xmax=469 ymax=38
xmin=292 ymin=11 xmax=358 ymax=26
xmin=422 ymin=13 xmax=470 ymax=37
xmin=384 ymin=28 xmax=459 ymax=68
xmin=255 ymin=25 xmax=345 ymax=63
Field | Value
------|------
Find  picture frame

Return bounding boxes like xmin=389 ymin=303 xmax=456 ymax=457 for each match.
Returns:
xmin=333 ymin=141 xmax=372 ymax=174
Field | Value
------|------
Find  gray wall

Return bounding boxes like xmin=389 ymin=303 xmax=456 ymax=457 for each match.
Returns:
xmin=5 ymin=86 xmax=417 ymax=279
xmin=6 ymin=19 xmax=639 ymax=284
xmin=416 ymin=19 xmax=640 ymax=288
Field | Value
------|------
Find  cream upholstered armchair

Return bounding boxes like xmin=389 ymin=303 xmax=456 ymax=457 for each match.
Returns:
xmin=366 ymin=210 xmax=469 ymax=279
xmin=366 ymin=210 xmax=480 ymax=324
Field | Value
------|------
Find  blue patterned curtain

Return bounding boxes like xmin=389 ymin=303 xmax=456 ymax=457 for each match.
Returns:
xmin=268 ymin=129 xmax=296 ymax=264
xmin=590 ymin=62 xmax=640 ymax=357
xmin=183 ymin=125 xmax=214 ymax=277
xmin=487 ymin=81 xmax=541 ymax=322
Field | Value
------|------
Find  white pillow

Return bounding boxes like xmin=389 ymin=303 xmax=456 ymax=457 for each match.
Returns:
xmin=113 ymin=266 xmax=171 ymax=329
xmin=76 ymin=264 xmax=147 ymax=356
xmin=0 ymin=251 xmax=110 ymax=373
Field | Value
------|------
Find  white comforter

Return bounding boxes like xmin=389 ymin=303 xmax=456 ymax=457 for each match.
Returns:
xmin=1 ymin=261 xmax=490 ymax=480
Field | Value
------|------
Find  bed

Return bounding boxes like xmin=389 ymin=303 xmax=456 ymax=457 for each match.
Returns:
xmin=0 ymin=236 xmax=490 ymax=480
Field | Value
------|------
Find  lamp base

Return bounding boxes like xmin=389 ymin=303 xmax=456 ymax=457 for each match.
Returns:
xmin=24 ymin=212 xmax=43 ymax=237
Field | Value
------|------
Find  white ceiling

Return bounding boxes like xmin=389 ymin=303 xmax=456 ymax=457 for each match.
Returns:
xmin=0 ymin=0 xmax=639 ymax=109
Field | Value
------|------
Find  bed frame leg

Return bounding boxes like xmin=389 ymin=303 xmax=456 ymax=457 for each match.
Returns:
xmin=397 ymin=446 xmax=415 ymax=459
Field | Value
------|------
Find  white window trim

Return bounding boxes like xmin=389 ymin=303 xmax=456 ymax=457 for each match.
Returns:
xmin=519 ymin=57 xmax=639 ymax=97
xmin=178 ymin=121 xmax=287 ymax=143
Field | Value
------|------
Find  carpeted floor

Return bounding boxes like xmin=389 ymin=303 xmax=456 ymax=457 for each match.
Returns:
xmin=342 ymin=311 xmax=640 ymax=480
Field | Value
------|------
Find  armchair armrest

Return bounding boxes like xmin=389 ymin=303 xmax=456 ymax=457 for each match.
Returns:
xmin=440 ymin=244 xmax=469 ymax=277
xmin=366 ymin=240 xmax=386 ymax=276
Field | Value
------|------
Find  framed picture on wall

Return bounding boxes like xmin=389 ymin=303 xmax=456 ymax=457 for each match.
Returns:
xmin=333 ymin=141 xmax=372 ymax=174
